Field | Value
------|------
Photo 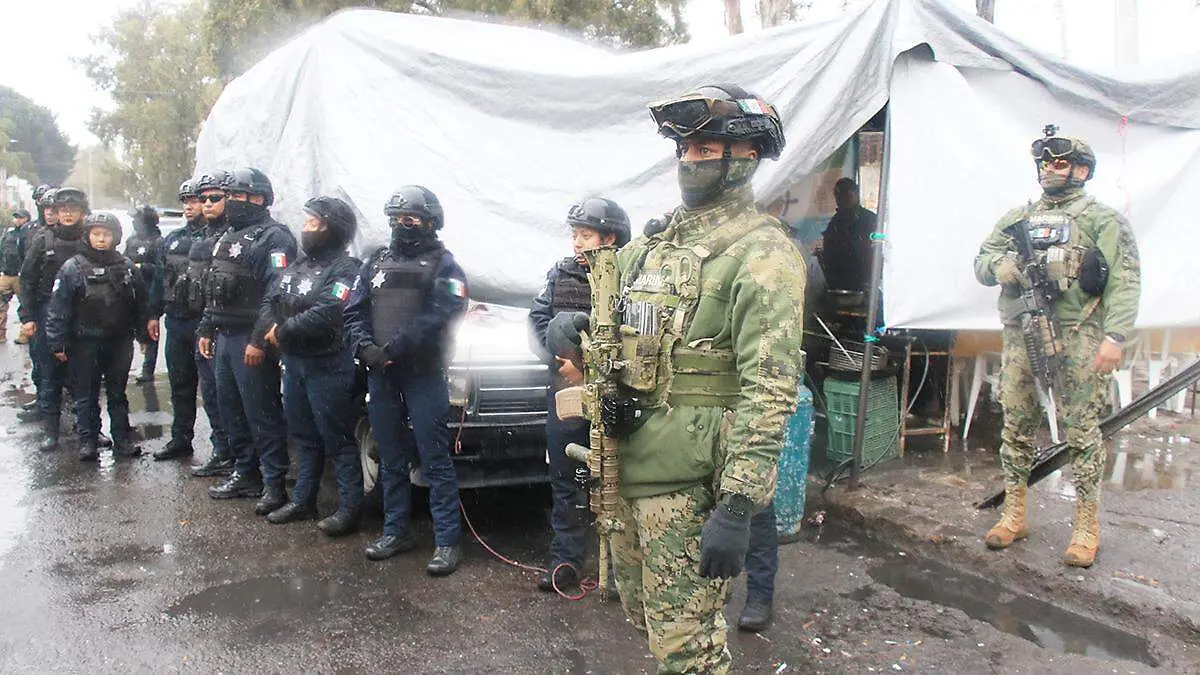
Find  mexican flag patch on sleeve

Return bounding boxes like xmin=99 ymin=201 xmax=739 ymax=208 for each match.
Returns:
xmin=270 ymin=251 xmax=288 ymax=268
xmin=446 ymin=277 xmax=467 ymax=298
xmin=331 ymin=281 xmax=351 ymax=302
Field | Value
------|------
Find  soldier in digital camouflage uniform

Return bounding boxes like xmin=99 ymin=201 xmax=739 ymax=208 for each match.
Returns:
xmin=551 ymin=84 xmax=805 ymax=673
xmin=974 ymin=126 xmax=1140 ymax=569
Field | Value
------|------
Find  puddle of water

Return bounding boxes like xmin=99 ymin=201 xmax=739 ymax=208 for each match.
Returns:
xmin=819 ymin=524 xmax=1159 ymax=667
xmin=867 ymin=558 xmax=1159 ymax=666
xmin=167 ymin=575 xmax=359 ymax=620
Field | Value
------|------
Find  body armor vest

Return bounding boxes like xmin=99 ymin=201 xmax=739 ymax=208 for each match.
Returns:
xmin=0 ymin=227 xmax=23 ymax=276
xmin=163 ymin=231 xmax=196 ymax=312
xmin=618 ymin=214 xmax=773 ymax=409
xmin=184 ymin=228 xmax=223 ymax=315
xmin=35 ymin=229 xmax=83 ymax=303
xmin=367 ymin=246 xmax=442 ymax=343
xmin=126 ymin=235 xmax=160 ymax=284
xmin=206 ymin=224 xmax=268 ymax=322
xmin=1021 ymin=196 xmax=1096 ymax=297
xmin=75 ymin=256 xmax=135 ymax=336
xmin=274 ymin=256 xmax=349 ymax=355
xmin=550 ymin=260 xmax=592 ymax=315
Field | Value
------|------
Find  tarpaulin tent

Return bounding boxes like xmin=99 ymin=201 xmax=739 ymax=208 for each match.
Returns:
xmin=195 ymin=0 xmax=1200 ymax=324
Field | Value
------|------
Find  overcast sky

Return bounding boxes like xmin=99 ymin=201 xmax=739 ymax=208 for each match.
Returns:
xmin=3 ymin=0 xmax=1198 ymax=148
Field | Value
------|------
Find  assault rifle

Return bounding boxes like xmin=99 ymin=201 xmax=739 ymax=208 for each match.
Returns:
xmin=555 ymin=245 xmax=624 ymax=601
xmin=1004 ymin=219 xmax=1067 ymax=402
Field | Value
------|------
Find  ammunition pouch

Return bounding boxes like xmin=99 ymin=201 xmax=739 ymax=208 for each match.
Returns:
xmin=1078 ymin=246 xmax=1108 ymax=296
xmin=618 ymin=327 xmax=671 ymax=393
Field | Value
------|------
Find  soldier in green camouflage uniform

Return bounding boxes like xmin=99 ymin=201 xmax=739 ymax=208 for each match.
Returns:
xmin=608 ymin=84 xmax=805 ymax=673
xmin=974 ymin=127 xmax=1140 ymax=568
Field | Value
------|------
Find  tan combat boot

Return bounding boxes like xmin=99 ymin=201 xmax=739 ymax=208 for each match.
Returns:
xmin=1064 ymin=500 xmax=1100 ymax=568
xmin=985 ymin=485 xmax=1029 ymax=549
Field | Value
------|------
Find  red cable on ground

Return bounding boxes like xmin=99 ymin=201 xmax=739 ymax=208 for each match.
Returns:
xmin=452 ymin=302 xmax=598 ymax=600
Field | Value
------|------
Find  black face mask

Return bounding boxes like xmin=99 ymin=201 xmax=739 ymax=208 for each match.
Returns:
xmin=225 ymin=199 xmax=267 ymax=227
xmin=391 ymin=224 xmax=433 ymax=251
xmin=53 ymin=223 xmax=82 ymax=240
xmin=301 ymin=230 xmax=334 ymax=256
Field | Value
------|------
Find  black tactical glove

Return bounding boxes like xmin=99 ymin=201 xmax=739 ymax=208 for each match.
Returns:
xmin=547 ymin=311 xmax=590 ymax=360
xmin=699 ymin=494 xmax=753 ymax=579
xmin=359 ymin=344 xmax=388 ymax=370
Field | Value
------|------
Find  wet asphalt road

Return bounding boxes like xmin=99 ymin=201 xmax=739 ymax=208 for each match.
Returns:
xmin=0 ymin=340 xmax=1186 ymax=673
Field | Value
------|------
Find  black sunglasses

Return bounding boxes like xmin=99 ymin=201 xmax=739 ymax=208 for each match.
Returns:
xmin=199 ymin=194 xmax=225 ymax=204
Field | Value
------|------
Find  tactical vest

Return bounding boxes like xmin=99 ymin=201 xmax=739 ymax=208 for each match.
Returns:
xmin=184 ymin=229 xmax=224 ymax=315
xmin=206 ymin=224 xmax=269 ymax=323
xmin=618 ymin=214 xmax=777 ymax=410
xmin=0 ymin=227 xmax=23 ymax=275
xmin=162 ymin=231 xmax=196 ymax=312
xmin=550 ymin=261 xmax=592 ymax=315
xmin=367 ymin=246 xmax=442 ymax=343
xmin=75 ymin=256 xmax=135 ymax=336
xmin=126 ymin=235 xmax=160 ymax=285
xmin=1020 ymin=196 xmax=1096 ymax=297
xmin=34 ymin=229 xmax=83 ymax=303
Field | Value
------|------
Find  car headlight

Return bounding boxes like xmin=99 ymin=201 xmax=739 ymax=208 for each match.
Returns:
xmin=447 ymin=374 xmax=471 ymax=408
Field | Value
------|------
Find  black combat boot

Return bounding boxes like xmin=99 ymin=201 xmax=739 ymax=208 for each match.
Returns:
xmin=153 ymin=438 xmax=194 ymax=461
xmin=190 ymin=455 xmax=235 ymax=478
xmin=317 ymin=506 xmax=362 ymax=537
xmin=112 ymin=440 xmax=141 ymax=458
xmin=538 ymin=564 xmax=580 ymax=593
xmin=254 ymin=483 xmax=288 ymax=515
xmin=17 ymin=406 xmax=43 ymax=423
xmin=737 ymin=597 xmax=774 ymax=633
xmin=77 ymin=440 xmax=100 ymax=462
xmin=426 ymin=545 xmax=462 ymax=577
xmin=208 ymin=471 xmax=264 ymax=500
xmin=37 ymin=420 xmax=60 ymax=453
xmin=266 ymin=501 xmax=317 ymax=524
xmin=365 ymin=534 xmax=415 ymax=561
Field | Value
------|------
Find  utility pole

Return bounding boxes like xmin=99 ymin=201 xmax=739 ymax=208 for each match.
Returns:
xmin=976 ymin=0 xmax=995 ymax=23
xmin=725 ymin=0 xmax=744 ymax=34
xmin=1054 ymin=0 xmax=1069 ymax=59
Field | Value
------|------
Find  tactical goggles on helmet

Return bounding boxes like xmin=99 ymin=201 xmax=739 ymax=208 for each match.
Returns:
xmin=648 ymin=94 xmax=780 ymax=140
xmin=1031 ymin=136 xmax=1076 ymax=161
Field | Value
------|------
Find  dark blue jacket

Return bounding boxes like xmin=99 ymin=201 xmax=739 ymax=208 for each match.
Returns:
xmin=45 ymin=251 xmax=149 ymax=354
xmin=197 ymin=215 xmax=298 ymax=347
xmin=344 ymin=241 xmax=469 ymax=372
xmin=261 ymin=250 xmax=361 ymax=358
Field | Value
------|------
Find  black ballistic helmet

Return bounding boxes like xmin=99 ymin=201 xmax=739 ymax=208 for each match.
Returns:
xmin=220 ymin=167 xmax=274 ymax=205
xmin=32 ymin=184 xmax=57 ymax=203
xmin=566 ymin=197 xmax=631 ymax=248
xmin=303 ymin=196 xmax=358 ymax=247
xmin=131 ymin=204 xmax=160 ymax=228
xmin=195 ymin=171 xmax=229 ymax=193
xmin=178 ymin=178 xmax=200 ymax=201
xmin=52 ymin=187 xmax=90 ymax=211
xmin=384 ymin=185 xmax=443 ymax=230
xmin=83 ymin=212 xmax=123 ymax=246
xmin=648 ymin=83 xmax=786 ymax=160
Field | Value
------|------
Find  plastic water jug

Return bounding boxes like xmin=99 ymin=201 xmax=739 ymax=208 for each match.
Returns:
xmin=775 ymin=385 xmax=814 ymax=540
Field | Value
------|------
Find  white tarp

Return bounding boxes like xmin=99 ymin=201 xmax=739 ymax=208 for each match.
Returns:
xmin=195 ymin=0 xmax=1200 ymax=322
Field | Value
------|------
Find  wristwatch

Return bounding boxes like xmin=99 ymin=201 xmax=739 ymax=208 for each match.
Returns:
xmin=1105 ymin=332 xmax=1126 ymax=345
xmin=719 ymin=493 xmax=755 ymax=520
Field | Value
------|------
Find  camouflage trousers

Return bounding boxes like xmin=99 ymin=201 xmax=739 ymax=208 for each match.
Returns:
xmin=610 ymin=484 xmax=732 ymax=674
xmin=999 ymin=324 xmax=1109 ymax=503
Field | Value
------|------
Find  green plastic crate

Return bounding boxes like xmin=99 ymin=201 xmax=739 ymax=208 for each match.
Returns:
xmin=823 ymin=376 xmax=900 ymax=465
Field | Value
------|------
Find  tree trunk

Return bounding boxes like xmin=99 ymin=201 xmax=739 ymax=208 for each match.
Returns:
xmin=975 ymin=0 xmax=995 ymax=22
xmin=757 ymin=0 xmax=792 ymax=29
xmin=725 ymin=0 xmax=744 ymax=34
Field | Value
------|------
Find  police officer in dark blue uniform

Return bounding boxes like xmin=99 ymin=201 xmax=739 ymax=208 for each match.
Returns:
xmin=19 ymin=187 xmax=89 ymax=451
xmin=44 ymin=213 xmax=148 ymax=461
xmin=186 ymin=172 xmax=236 ymax=477
xmin=345 ymin=185 xmax=468 ymax=576
xmin=261 ymin=196 xmax=364 ymax=535
xmin=125 ymin=204 xmax=165 ymax=383
xmin=148 ymin=179 xmax=213 ymax=461
xmin=198 ymin=168 xmax=297 ymax=515
xmin=528 ymin=197 xmax=630 ymax=592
